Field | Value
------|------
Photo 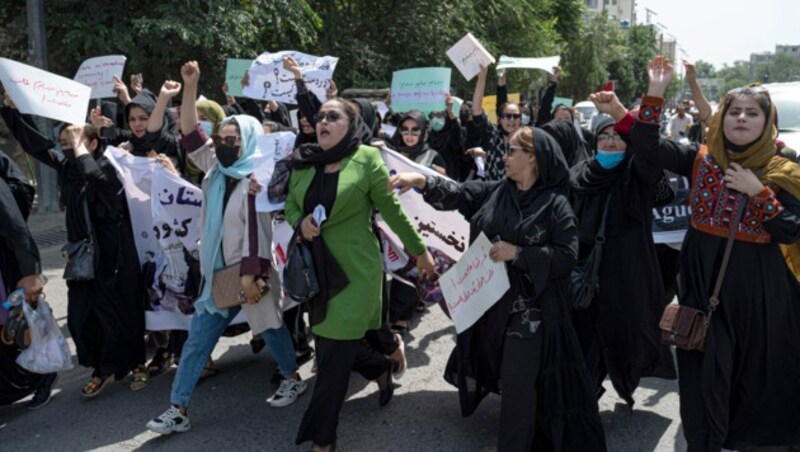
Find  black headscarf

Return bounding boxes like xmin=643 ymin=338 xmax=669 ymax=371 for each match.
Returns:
xmin=265 ymin=102 xmax=292 ymax=128
xmin=389 ymin=110 xmax=431 ymax=159
xmin=294 ymin=108 xmax=317 ymax=148
xmin=287 ymin=113 xmax=368 ymax=170
xmin=472 ymin=127 xmax=570 ymax=238
xmin=542 ymin=119 xmax=591 ymax=168
xmin=124 ymin=89 xmax=177 ymax=157
xmin=352 ymin=98 xmax=379 ymax=144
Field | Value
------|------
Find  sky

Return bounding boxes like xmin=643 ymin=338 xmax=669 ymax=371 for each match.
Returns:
xmin=634 ymin=0 xmax=800 ymax=69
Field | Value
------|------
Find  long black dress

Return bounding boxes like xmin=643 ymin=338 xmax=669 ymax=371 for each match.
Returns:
xmin=0 ymin=152 xmax=45 ymax=405
xmin=427 ymin=129 xmax=606 ymax=450
xmin=631 ymin=119 xmax=800 ymax=450
xmin=1 ymin=107 xmax=145 ymax=378
xmin=569 ymin=126 xmax=677 ymax=406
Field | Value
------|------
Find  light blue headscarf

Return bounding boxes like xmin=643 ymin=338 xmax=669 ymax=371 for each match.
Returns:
xmin=195 ymin=115 xmax=264 ymax=317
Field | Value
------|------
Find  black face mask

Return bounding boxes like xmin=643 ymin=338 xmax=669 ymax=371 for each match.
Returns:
xmin=62 ymin=147 xmax=77 ymax=161
xmin=215 ymin=144 xmax=240 ymax=168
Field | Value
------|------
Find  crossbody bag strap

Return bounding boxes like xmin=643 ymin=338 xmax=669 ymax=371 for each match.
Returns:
xmin=595 ymin=194 xmax=613 ymax=244
xmin=707 ymin=193 xmax=747 ymax=315
xmin=81 ymin=186 xmax=94 ymax=243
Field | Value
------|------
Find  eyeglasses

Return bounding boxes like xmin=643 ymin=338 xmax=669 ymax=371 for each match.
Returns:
xmin=504 ymin=145 xmax=528 ymax=155
xmin=314 ymin=111 xmax=344 ymax=123
xmin=596 ymin=133 xmax=624 ymax=143
xmin=727 ymin=85 xmax=769 ymax=95
xmin=212 ymin=135 xmax=240 ymax=147
xmin=500 ymin=113 xmax=522 ymax=120
xmin=399 ymin=127 xmax=421 ymax=136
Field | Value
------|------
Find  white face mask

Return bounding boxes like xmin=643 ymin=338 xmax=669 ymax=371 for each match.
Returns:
xmin=199 ymin=120 xmax=214 ymax=136
xmin=521 ymin=114 xmax=531 ymax=125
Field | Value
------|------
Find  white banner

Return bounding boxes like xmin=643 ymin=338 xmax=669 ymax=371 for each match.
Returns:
xmin=446 ymin=33 xmax=496 ymax=81
xmin=243 ymin=51 xmax=338 ymax=103
xmin=0 ymin=57 xmax=91 ymax=125
xmin=378 ymin=147 xmax=469 ymax=261
xmin=439 ymin=232 xmax=510 ymax=333
xmin=253 ymin=131 xmax=296 ymax=213
xmin=496 ymin=55 xmax=561 ymax=73
xmin=73 ymin=55 xmax=126 ymax=99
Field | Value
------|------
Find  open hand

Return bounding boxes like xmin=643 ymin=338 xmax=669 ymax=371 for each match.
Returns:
xmin=130 ymin=73 xmax=143 ymax=94
xmin=112 ymin=75 xmax=131 ymax=104
xmin=724 ymin=162 xmax=765 ymax=197
xmin=90 ymin=106 xmax=113 ymax=129
xmin=683 ymin=60 xmax=697 ymax=84
xmin=647 ymin=55 xmax=673 ymax=98
xmin=489 ymin=241 xmax=517 ymax=263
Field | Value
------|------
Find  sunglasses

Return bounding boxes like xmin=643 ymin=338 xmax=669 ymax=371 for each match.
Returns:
xmin=727 ymin=85 xmax=769 ymax=95
xmin=314 ymin=111 xmax=344 ymax=123
xmin=212 ymin=135 xmax=240 ymax=147
xmin=504 ymin=145 xmax=528 ymax=155
xmin=500 ymin=113 xmax=522 ymax=120
xmin=400 ymin=127 xmax=421 ymax=136
xmin=596 ymin=133 xmax=624 ymax=143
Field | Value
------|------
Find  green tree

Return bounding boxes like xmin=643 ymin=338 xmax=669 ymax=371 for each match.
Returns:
xmin=717 ymin=60 xmax=751 ymax=94
xmin=626 ymin=24 xmax=657 ymax=100
xmin=693 ymin=60 xmax=716 ymax=78
xmin=754 ymin=53 xmax=800 ymax=84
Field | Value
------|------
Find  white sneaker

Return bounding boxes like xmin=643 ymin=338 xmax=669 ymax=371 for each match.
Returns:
xmin=146 ymin=406 xmax=191 ymax=435
xmin=267 ymin=377 xmax=307 ymax=407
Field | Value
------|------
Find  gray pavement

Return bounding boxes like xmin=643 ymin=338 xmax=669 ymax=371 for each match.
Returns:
xmin=0 ymin=211 xmax=686 ymax=451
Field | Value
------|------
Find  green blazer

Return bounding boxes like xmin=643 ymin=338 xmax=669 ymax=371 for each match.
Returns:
xmin=285 ymin=145 xmax=426 ymax=340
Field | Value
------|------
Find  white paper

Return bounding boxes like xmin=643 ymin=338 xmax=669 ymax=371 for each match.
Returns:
xmin=73 ymin=55 xmax=126 ymax=99
xmin=313 ymin=204 xmax=327 ymax=226
xmin=446 ymin=33 xmax=496 ymax=81
xmin=475 ymin=156 xmax=486 ymax=178
xmin=439 ymin=232 xmax=510 ymax=333
xmin=243 ymin=51 xmax=338 ymax=104
xmin=451 ymin=96 xmax=464 ymax=117
xmin=496 ymin=55 xmax=561 ymax=73
xmin=0 ymin=58 xmax=91 ymax=125
xmin=382 ymin=123 xmax=397 ymax=139
xmin=253 ymin=132 xmax=296 ymax=212
xmin=377 ymin=147 xmax=469 ymax=261
xmin=376 ymin=101 xmax=389 ymax=120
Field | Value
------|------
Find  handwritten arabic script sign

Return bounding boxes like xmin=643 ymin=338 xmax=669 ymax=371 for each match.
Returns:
xmin=243 ymin=51 xmax=338 ymax=104
xmin=446 ymin=33 xmax=496 ymax=81
xmin=224 ymin=58 xmax=252 ymax=97
xmin=495 ymin=55 xmax=560 ymax=74
xmin=378 ymin=147 xmax=469 ymax=261
xmin=439 ymin=232 xmax=510 ymax=333
xmin=390 ymin=67 xmax=451 ymax=114
xmin=0 ymin=58 xmax=91 ymax=125
xmin=73 ymin=55 xmax=126 ymax=99
xmin=253 ymin=131 xmax=296 ymax=213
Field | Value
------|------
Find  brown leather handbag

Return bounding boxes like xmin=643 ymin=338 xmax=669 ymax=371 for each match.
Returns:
xmin=659 ymin=193 xmax=746 ymax=352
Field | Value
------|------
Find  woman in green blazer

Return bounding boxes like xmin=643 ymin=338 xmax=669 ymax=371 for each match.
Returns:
xmin=287 ymin=98 xmax=435 ymax=452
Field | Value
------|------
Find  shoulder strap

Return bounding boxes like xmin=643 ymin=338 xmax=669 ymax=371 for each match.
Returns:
xmin=707 ymin=193 xmax=747 ymax=314
xmin=595 ymin=194 xmax=613 ymax=243
xmin=81 ymin=186 xmax=94 ymax=243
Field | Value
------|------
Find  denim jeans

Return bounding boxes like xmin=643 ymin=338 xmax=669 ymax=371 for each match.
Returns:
xmin=170 ymin=306 xmax=297 ymax=407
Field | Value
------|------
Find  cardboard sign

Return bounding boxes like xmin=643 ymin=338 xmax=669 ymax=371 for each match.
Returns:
xmin=390 ymin=67 xmax=451 ymax=113
xmin=224 ymin=58 xmax=253 ymax=97
xmin=73 ymin=55 xmax=126 ymax=99
xmin=446 ymin=33 xmax=496 ymax=81
xmin=243 ymin=51 xmax=338 ymax=103
xmin=496 ymin=55 xmax=561 ymax=73
xmin=253 ymin=132 xmax=297 ymax=213
xmin=0 ymin=58 xmax=91 ymax=125
xmin=439 ymin=232 xmax=510 ymax=333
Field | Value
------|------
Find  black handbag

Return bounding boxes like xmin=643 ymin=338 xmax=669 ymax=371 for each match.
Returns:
xmin=571 ymin=195 xmax=612 ymax=310
xmin=282 ymin=224 xmax=319 ymax=302
xmin=61 ymin=193 xmax=96 ymax=281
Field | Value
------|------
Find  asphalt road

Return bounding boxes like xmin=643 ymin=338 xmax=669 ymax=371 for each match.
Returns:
xmin=0 ymin=215 xmax=686 ymax=451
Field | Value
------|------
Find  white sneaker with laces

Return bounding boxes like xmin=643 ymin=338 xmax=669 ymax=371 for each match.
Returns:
xmin=146 ymin=406 xmax=191 ymax=435
xmin=267 ymin=377 xmax=307 ymax=407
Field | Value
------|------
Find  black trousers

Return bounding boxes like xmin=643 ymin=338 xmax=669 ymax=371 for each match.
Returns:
xmin=296 ymin=336 xmax=391 ymax=447
xmin=388 ymin=278 xmax=419 ymax=324
xmin=498 ymin=319 xmax=544 ymax=452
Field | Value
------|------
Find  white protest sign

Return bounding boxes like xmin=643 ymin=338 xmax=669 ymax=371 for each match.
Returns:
xmin=73 ymin=55 xmax=126 ymax=99
xmin=382 ymin=123 xmax=397 ymax=139
xmin=0 ymin=58 xmax=91 ymax=125
xmin=451 ymin=96 xmax=464 ymax=117
xmin=376 ymin=101 xmax=389 ymax=120
xmin=446 ymin=33 xmax=496 ymax=81
xmin=496 ymin=55 xmax=561 ymax=74
xmin=253 ymin=131 xmax=296 ymax=212
xmin=439 ymin=232 xmax=510 ymax=333
xmin=377 ymin=147 xmax=469 ymax=261
xmin=243 ymin=51 xmax=338 ymax=103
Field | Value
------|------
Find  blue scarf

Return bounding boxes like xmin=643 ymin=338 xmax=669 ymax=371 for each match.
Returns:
xmin=195 ymin=115 xmax=264 ymax=317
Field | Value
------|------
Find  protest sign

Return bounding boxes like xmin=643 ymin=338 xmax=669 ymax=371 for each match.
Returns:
xmin=451 ymin=96 xmax=464 ymax=118
xmin=378 ymin=147 xmax=469 ymax=261
xmin=482 ymin=92 xmax=519 ymax=123
xmin=439 ymin=232 xmax=510 ymax=333
xmin=243 ymin=51 xmax=338 ymax=103
xmin=496 ymin=55 xmax=561 ymax=73
xmin=382 ymin=123 xmax=397 ymax=139
xmin=73 ymin=55 xmax=126 ymax=99
xmin=390 ymin=67 xmax=451 ymax=113
xmin=253 ymin=131 xmax=296 ymax=212
xmin=375 ymin=101 xmax=389 ymax=120
xmin=652 ymin=171 xmax=691 ymax=246
xmin=446 ymin=33 xmax=496 ymax=81
xmin=224 ymin=58 xmax=253 ymax=97
xmin=552 ymin=96 xmax=574 ymax=110
xmin=0 ymin=58 xmax=91 ymax=125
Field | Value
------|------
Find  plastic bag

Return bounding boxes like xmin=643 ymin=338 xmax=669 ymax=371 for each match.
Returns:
xmin=16 ymin=298 xmax=74 ymax=374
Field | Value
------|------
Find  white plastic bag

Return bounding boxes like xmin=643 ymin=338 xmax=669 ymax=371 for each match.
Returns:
xmin=16 ymin=298 xmax=73 ymax=374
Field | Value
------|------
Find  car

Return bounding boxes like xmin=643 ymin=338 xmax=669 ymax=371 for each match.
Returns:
xmin=763 ymin=82 xmax=800 ymax=153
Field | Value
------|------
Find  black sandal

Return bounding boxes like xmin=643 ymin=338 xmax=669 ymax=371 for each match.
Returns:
xmin=146 ymin=347 xmax=174 ymax=378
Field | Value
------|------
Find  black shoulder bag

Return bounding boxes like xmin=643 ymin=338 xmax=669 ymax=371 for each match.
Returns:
xmin=61 ymin=191 xmax=96 ymax=281
xmin=571 ymin=194 xmax=612 ymax=310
